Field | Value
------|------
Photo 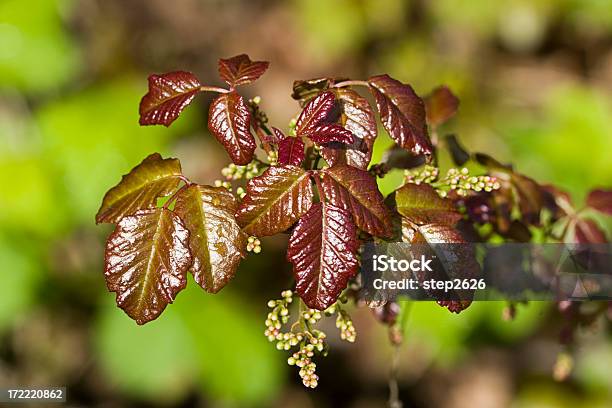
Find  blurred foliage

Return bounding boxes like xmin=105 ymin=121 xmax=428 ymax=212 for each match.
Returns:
xmin=0 ymin=0 xmax=610 ymax=406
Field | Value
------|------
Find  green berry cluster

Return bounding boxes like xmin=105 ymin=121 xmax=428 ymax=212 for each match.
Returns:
xmin=247 ymin=236 xmax=261 ymax=253
xmin=220 ymin=162 xmax=261 ymax=180
xmin=288 ymin=118 xmax=297 ymax=136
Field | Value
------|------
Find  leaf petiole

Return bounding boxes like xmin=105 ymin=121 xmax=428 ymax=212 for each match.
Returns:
xmin=200 ymin=85 xmax=230 ymax=93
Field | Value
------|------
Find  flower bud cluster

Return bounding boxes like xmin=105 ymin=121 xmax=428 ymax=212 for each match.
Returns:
xmin=213 ymin=180 xmax=232 ymax=190
xmin=288 ymin=344 xmax=320 ymax=388
xmin=236 ymin=187 xmax=246 ymax=199
xmin=336 ymin=311 xmax=356 ymax=343
xmin=246 ymin=236 xmax=261 ymax=253
xmin=288 ymin=118 xmax=297 ymax=136
xmin=264 ymin=290 xmax=293 ymax=341
xmin=404 ymin=164 xmax=439 ymax=185
xmin=267 ymin=150 xmax=278 ymax=166
xmin=248 ymin=96 xmax=268 ymax=126
xmin=221 ymin=162 xmax=260 ymax=181
xmin=437 ymin=168 xmax=501 ymax=197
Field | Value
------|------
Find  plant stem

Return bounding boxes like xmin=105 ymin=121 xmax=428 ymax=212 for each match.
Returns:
xmin=200 ymin=85 xmax=230 ymax=93
xmin=162 ymin=179 xmax=192 ymax=210
xmin=333 ymin=80 xmax=370 ymax=88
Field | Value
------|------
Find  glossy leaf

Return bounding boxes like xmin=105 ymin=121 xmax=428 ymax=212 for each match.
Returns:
xmin=292 ymin=78 xmax=333 ymax=106
xmin=208 ymin=92 xmax=256 ymax=165
xmin=104 ymin=208 xmax=191 ymax=324
xmin=287 ymin=203 xmax=359 ymax=310
xmin=322 ymin=164 xmax=393 ymax=237
xmin=586 ymin=189 xmax=612 ymax=215
xmin=218 ymin=54 xmax=269 ymax=87
xmin=302 ymin=123 xmax=354 ymax=145
xmin=295 ymin=91 xmax=335 ymax=135
xmin=395 ymin=183 xmax=462 ymax=226
xmin=425 ymin=86 xmax=459 ymax=128
xmin=236 ymin=166 xmax=313 ymax=236
xmin=174 ymin=185 xmax=246 ymax=293
xmin=139 ymin=71 xmax=201 ymax=126
xmin=368 ymin=74 xmax=432 ymax=157
xmin=402 ymin=220 xmax=476 ymax=313
xmin=321 ymin=88 xmax=377 ymax=169
xmin=575 ymin=219 xmax=607 ymax=243
xmin=96 ymin=153 xmax=182 ymax=224
xmin=277 ymin=137 xmax=305 ymax=167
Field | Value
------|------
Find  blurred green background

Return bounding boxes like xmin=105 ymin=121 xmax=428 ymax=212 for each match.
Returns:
xmin=1 ymin=0 xmax=611 ymax=407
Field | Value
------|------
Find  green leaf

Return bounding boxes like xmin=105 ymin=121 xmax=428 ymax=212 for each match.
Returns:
xmin=174 ymin=185 xmax=246 ymax=293
xmin=104 ymin=208 xmax=191 ymax=324
xmin=395 ymin=183 xmax=462 ymax=226
xmin=236 ymin=165 xmax=314 ymax=236
xmin=96 ymin=153 xmax=182 ymax=224
xmin=321 ymin=164 xmax=393 ymax=237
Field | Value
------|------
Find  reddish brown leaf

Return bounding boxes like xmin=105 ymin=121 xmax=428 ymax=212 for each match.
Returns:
xmin=174 ymin=185 xmax=246 ymax=293
xmin=236 ymin=166 xmax=313 ymax=236
xmin=278 ymin=137 xmax=305 ymax=167
xmin=287 ymin=202 xmax=359 ymax=310
xmin=322 ymin=164 xmax=393 ymax=237
xmin=96 ymin=153 xmax=182 ymax=224
xmin=208 ymin=92 xmax=256 ymax=165
xmin=402 ymin=220 xmax=477 ymax=313
xmin=104 ymin=208 xmax=191 ymax=324
xmin=302 ymin=123 xmax=354 ymax=145
xmin=575 ymin=219 xmax=607 ymax=243
xmin=139 ymin=71 xmax=201 ymax=126
xmin=218 ymin=54 xmax=269 ymax=87
xmin=586 ymin=189 xmax=612 ymax=215
xmin=368 ymin=74 xmax=432 ymax=157
xmin=425 ymin=86 xmax=459 ymax=128
xmin=295 ymin=91 xmax=335 ymax=135
xmin=321 ymin=88 xmax=377 ymax=169
xmin=395 ymin=183 xmax=462 ymax=226
xmin=292 ymin=78 xmax=333 ymax=106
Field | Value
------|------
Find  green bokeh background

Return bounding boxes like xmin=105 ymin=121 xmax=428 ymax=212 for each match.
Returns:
xmin=0 ymin=0 xmax=611 ymax=407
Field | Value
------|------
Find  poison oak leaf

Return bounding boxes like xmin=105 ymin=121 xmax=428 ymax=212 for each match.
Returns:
xmin=586 ymin=189 xmax=612 ymax=215
xmin=218 ymin=54 xmax=269 ymax=87
xmin=395 ymin=183 xmax=462 ymax=226
xmin=139 ymin=71 xmax=201 ymax=126
xmin=174 ymin=185 xmax=246 ymax=293
xmin=287 ymin=202 xmax=359 ymax=310
xmin=236 ymin=165 xmax=313 ymax=236
xmin=425 ymin=86 xmax=459 ymax=129
xmin=322 ymin=164 xmax=393 ymax=237
xmin=104 ymin=208 xmax=191 ymax=324
xmin=302 ymin=123 xmax=354 ymax=145
xmin=277 ymin=136 xmax=305 ymax=167
xmin=208 ymin=91 xmax=256 ymax=165
xmin=96 ymin=153 xmax=182 ymax=224
xmin=292 ymin=78 xmax=334 ymax=106
xmin=321 ymin=88 xmax=377 ymax=169
xmin=295 ymin=91 xmax=336 ymax=135
xmin=402 ymin=220 xmax=478 ymax=313
xmin=368 ymin=74 xmax=432 ymax=157
xmin=575 ymin=219 xmax=607 ymax=243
